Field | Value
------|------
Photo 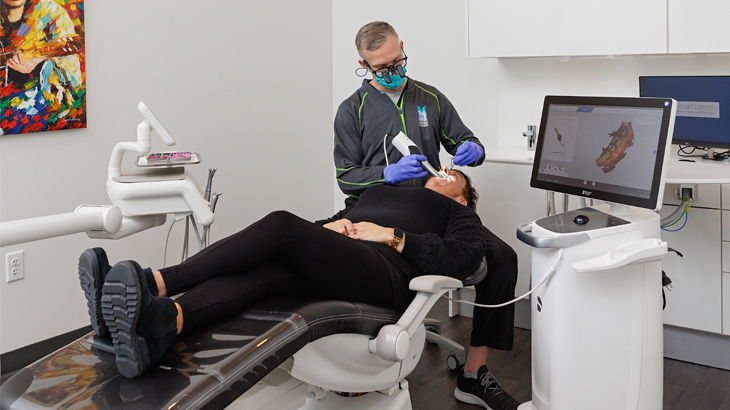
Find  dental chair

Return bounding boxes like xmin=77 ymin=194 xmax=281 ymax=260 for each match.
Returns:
xmin=0 ymin=260 xmax=487 ymax=410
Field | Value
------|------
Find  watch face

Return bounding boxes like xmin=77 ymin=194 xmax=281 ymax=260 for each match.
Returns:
xmin=394 ymin=228 xmax=404 ymax=239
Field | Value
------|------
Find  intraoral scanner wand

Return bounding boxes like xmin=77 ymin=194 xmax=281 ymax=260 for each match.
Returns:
xmin=391 ymin=132 xmax=446 ymax=179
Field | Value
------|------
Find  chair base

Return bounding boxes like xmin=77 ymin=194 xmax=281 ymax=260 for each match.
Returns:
xmin=424 ymin=318 xmax=466 ymax=371
xmin=298 ymin=381 xmax=412 ymax=410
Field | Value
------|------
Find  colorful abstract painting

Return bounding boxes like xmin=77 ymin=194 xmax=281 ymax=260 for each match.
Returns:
xmin=1 ymin=0 xmax=85 ymax=135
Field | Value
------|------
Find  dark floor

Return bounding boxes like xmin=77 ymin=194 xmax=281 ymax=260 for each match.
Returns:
xmin=409 ymin=298 xmax=730 ymax=410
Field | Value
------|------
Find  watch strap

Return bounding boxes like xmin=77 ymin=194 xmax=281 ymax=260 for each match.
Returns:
xmin=389 ymin=228 xmax=404 ymax=249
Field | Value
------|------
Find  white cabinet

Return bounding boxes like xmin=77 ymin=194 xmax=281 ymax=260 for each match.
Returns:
xmin=659 ymin=204 xmax=722 ymax=333
xmin=658 ymin=182 xmax=730 ymax=334
xmin=468 ymin=0 xmax=730 ymax=57
xmin=668 ymin=0 xmax=730 ymax=54
xmin=468 ymin=0 xmax=667 ymax=57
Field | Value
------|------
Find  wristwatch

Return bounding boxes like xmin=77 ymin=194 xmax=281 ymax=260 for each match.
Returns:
xmin=388 ymin=228 xmax=404 ymax=249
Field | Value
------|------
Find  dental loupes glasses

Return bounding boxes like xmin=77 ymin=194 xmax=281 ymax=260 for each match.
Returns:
xmin=357 ymin=48 xmax=408 ymax=84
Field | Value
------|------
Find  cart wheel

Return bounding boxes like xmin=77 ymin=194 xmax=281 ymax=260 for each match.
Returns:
xmin=447 ymin=354 xmax=463 ymax=372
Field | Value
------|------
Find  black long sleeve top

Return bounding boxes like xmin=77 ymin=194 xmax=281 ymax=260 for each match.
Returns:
xmin=316 ymin=185 xmax=486 ymax=283
xmin=333 ymin=78 xmax=485 ymax=200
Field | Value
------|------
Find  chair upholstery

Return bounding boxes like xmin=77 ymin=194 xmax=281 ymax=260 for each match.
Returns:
xmin=0 ymin=298 xmax=401 ymax=410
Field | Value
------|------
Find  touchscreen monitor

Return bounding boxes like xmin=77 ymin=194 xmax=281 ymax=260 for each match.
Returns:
xmin=531 ymin=96 xmax=676 ymax=210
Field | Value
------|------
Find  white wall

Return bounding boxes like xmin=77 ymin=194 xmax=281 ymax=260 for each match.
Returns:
xmin=0 ymin=0 xmax=334 ymax=354
xmin=495 ymin=54 xmax=730 ymax=147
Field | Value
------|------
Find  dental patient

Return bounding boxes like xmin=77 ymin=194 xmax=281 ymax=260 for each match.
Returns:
xmin=78 ymin=169 xmax=485 ymax=378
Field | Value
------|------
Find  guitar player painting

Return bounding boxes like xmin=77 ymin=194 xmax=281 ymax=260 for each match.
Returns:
xmin=1 ymin=0 xmax=85 ymax=135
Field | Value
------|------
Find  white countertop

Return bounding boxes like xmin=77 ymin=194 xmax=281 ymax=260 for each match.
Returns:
xmin=665 ymin=156 xmax=730 ymax=184
xmin=482 ymin=146 xmax=535 ymax=165
xmin=482 ymin=145 xmax=730 ymax=184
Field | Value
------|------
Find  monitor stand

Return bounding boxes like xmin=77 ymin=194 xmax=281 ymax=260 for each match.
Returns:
xmin=609 ymin=202 xmax=635 ymax=216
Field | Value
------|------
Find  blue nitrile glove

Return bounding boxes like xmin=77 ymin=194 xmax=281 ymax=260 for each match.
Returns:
xmin=453 ymin=141 xmax=484 ymax=166
xmin=384 ymin=154 xmax=429 ymax=184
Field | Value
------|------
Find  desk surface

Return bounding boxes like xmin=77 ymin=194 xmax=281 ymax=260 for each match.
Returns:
xmin=665 ymin=157 xmax=730 ymax=184
xmin=483 ymin=146 xmax=730 ymax=184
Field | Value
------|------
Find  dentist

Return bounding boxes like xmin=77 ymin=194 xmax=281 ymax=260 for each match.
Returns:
xmin=329 ymin=21 xmax=520 ymax=410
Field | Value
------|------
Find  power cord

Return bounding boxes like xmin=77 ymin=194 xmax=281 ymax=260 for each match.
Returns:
xmin=677 ymin=145 xmax=730 ymax=160
xmin=382 ymin=133 xmax=397 ymax=166
xmin=662 ymin=212 xmax=688 ymax=232
xmin=662 ymin=271 xmax=672 ymax=310
xmin=444 ymin=249 xmax=564 ymax=308
xmin=661 ymin=198 xmax=690 ymax=230
xmin=162 ymin=217 xmax=180 ymax=268
xmin=662 ymin=247 xmax=682 ymax=310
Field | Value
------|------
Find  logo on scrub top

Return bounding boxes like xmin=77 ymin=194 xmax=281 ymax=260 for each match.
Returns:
xmin=417 ymin=106 xmax=428 ymax=127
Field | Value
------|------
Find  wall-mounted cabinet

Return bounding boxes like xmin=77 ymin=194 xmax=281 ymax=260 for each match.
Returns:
xmin=468 ymin=0 xmax=730 ymax=58
xmin=668 ymin=0 xmax=730 ymax=54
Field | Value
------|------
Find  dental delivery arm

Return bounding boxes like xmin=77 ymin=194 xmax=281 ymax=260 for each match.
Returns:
xmin=0 ymin=206 xmax=123 ymax=247
xmin=0 ymin=103 xmax=211 ymax=246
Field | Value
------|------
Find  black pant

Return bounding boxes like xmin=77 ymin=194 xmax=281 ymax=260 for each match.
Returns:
xmin=162 ymin=211 xmax=517 ymax=351
xmin=161 ymin=211 xmax=412 ymax=333
xmin=471 ymin=226 xmax=519 ymax=350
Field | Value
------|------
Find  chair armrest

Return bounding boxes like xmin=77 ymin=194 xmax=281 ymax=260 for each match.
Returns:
xmin=409 ymin=275 xmax=464 ymax=293
xmin=368 ymin=275 xmax=464 ymax=362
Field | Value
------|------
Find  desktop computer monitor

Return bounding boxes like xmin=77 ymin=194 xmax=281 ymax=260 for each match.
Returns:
xmin=639 ymin=76 xmax=730 ymax=151
xmin=530 ymin=96 xmax=676 ymax=211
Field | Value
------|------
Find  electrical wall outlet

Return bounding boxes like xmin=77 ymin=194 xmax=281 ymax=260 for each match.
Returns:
xmin=674 ymin=184 xmax=699 ymax=201
xmin=6 ymin=250 xmax=24 ymax=283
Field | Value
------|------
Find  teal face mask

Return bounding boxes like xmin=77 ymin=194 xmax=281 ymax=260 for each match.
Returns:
xmin=376 ymin=67 xmax=407 ymax=89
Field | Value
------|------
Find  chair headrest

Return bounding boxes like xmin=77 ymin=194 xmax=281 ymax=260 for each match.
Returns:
xmin=462 ymin=257 xmax=488 ymax=287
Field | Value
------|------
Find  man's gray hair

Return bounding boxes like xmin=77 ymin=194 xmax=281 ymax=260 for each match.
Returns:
xmin=355 ymin=21 xmax=399 ymax=59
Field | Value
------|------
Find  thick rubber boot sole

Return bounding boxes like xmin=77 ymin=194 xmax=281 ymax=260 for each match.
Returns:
xmin=78 ymin=249 xmax=109 ymax=337
xmin=102 ymin=261 xmax=150 ymax=378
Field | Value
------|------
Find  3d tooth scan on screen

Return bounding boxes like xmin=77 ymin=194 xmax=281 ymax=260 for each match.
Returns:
xmin=532 ymin=96 xmax=675 ymax=210
xmin=595 ymin=121 xmax=634 ymax=173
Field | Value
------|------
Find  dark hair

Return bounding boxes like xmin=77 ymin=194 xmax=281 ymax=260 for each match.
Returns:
xmin=452 ymin=170 xmax=479 ymax=211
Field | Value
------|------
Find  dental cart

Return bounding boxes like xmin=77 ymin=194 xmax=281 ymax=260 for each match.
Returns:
xmin=517 ymin=204 xmax=666 ymax=410
xmin=514 ymin=95 xmax=677 ymax=410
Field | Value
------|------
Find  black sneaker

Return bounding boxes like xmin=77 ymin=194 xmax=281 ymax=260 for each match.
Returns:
xmin=78 ymin=248 xmax=113 ymax=336
xmin=455 ymin=366 xmax=520 ymax=410
xmin=102 ymin=260 xmax=178 ymax=378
